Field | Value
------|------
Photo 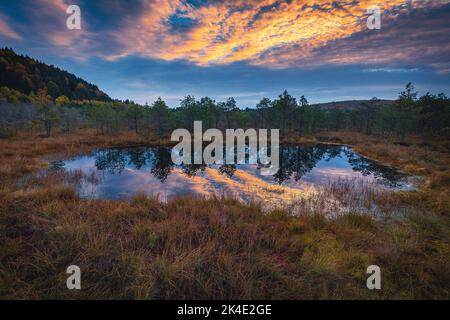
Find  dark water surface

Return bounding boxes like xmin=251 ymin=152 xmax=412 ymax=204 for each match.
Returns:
xmin=50 ymin=144 xmax=413 ymax=204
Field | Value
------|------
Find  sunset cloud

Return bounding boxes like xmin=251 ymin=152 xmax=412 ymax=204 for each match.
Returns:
xmin=111 ymin=0 xmax=450 ymax=69
xmin=2 ymin=0 xmax=450 ymax=69
xmin=251 ymin=2 xmax=450 ymax=70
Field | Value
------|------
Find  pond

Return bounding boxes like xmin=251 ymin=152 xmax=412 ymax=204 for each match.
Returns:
xmin=49 ymin=144 xmax=414 ymax=208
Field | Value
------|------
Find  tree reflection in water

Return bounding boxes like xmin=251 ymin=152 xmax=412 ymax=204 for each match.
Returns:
xmin=82 ymin=144 xmax=407 ymax=186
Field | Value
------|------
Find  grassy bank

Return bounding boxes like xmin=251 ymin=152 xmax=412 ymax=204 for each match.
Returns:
xmin=0 ymin=130 xmax=449 ymax=299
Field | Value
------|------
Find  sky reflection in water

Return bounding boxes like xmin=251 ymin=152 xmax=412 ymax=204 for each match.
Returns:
xmin=51 ymin=145 xmax=412 ymax=205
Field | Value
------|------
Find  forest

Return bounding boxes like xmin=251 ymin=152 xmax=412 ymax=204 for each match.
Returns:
xmin=1 ymin=81 xmax=449 ymax=145
xmin=1 ymin=49 xmax=449 ymax=142
xmin=2 ymin=49 xmax=449 ymax=142
xmin=0 ymin=48 xmax=110 ymax=102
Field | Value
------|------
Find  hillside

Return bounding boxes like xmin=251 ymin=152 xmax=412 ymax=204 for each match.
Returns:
xmin=313 ymin=99 xmax=395 ymax=111
xmin=0 ymin=48 xmax=110 ymax=101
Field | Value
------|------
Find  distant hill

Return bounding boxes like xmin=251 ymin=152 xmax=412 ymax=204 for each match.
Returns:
xmin=313 ymin=99 xmax=394 ymax=111
xmin=0 ymin=48 xmax=110 ymax=101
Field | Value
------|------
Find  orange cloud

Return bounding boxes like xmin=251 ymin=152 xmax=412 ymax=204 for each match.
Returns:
xmin=7 ymin=0 xmax=448 ymax=68
xmin=113 ymin=0 xmax=434 ymax=67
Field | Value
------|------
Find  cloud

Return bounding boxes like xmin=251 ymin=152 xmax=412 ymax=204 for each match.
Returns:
xmin=3 ymin=0 xmax=450 ymax=71
xmin=111 ymin=0 xmax=445 ymax=68
xmin=0 ymin=13 xmax=22 ymax=40
xmin=299 ymin=4 xmax=450 ymax=71
xmin=10 ymin=0 xmax=102 ymax=59
xmin=363 ymin=68 xmax=420 ymax=73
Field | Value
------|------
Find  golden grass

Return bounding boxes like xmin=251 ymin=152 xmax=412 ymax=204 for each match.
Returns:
xmin=0 ymin=129 xmax=449 ymax=299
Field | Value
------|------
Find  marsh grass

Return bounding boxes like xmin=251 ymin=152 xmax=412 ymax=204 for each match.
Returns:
xmin=0 ymin=130 xmax=449 ymax=299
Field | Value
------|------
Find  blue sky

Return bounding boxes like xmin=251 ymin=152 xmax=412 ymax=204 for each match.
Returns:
xmin=1 ymin=0 xmax=449 ymax=107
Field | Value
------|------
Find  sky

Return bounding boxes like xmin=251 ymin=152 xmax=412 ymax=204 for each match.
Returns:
xmin=1 ymin=0 xmax=450 ymax=108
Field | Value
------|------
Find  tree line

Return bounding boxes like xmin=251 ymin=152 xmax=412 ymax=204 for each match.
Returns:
xmin=0 ymin=82 xmax=449 ymax=141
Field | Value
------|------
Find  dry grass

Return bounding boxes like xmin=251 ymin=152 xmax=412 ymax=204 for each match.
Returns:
xmin=0 ymin=130 xmax=449 ymax=299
